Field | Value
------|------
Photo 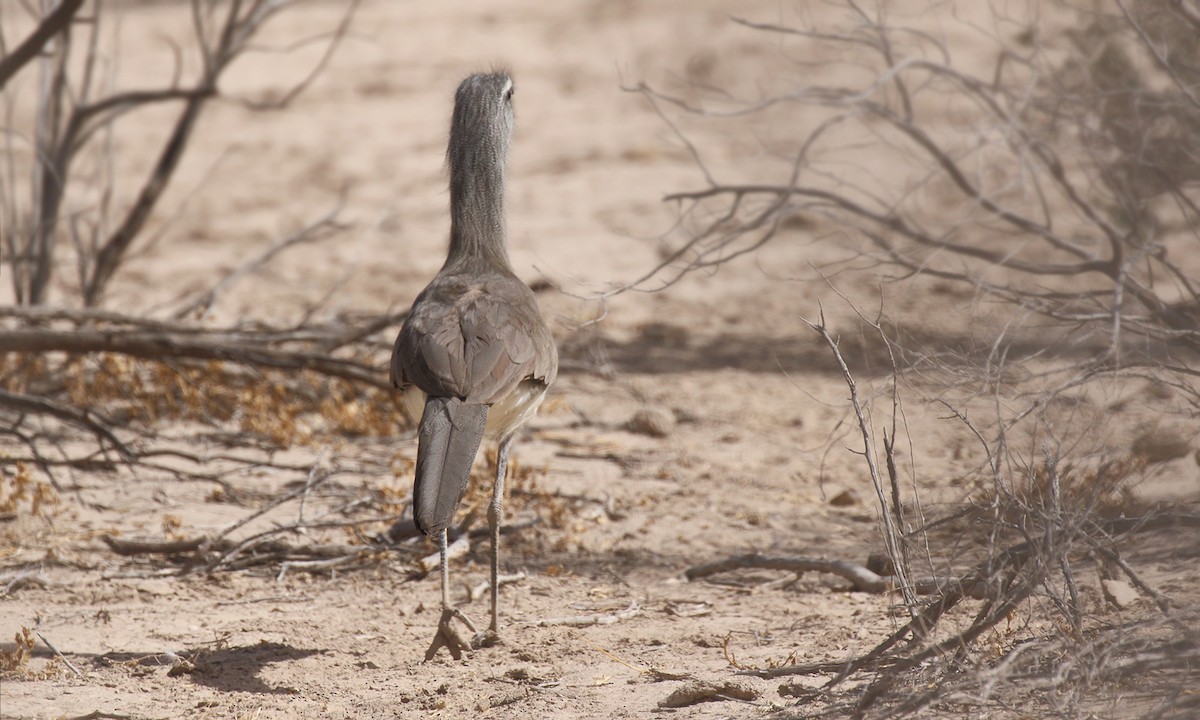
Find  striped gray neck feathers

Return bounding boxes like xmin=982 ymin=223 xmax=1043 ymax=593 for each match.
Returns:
xmin=446 ymin=73 xmax=514 ymax=271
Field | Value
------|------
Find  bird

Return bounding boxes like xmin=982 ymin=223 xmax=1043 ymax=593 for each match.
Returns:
xmin=390 ymin=71 xmax=558 ymax=660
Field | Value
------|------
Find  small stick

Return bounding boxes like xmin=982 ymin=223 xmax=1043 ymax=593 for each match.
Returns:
xmin=529 ymin=600 xmax=641 ymax=628
xmin=36 ymin=630 xmax=82 ymax=677
xmin=469 ymin=571 xmax=527 ymax=602
xmin=276 ymin=554 xmax=358 ymax=582
xmin=101 ymin=535 xmax=207 ymax=556
xmin=686 ymin=554 xmax=887 ymax=593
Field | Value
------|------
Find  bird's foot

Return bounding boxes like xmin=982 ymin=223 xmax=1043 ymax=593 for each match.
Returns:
xmin=472 ymin=626 xmax=502 ymax=649
xmin=423 ymin=607 xmax=478 ymax=661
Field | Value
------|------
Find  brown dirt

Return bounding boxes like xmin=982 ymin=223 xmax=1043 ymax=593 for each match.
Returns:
xmin=2 ymin=1 xmax=1197 ymax=718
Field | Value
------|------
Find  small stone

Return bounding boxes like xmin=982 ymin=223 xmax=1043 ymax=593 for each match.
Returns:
xmin=865 ymin=552 xmax=895 ymax=576
xmin=829 ymin=489 xmax=859 ymax=507
xmin=659 ymin=679 xmax=760 ymax=708
xmin=627 ymin=407 xmax=675 ymax=438
xmin=1101 ymin=579 xmax=1141 ymax=609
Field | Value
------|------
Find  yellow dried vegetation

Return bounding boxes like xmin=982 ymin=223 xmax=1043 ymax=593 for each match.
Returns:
xmin=0 ymin=627 xmax=61 ymax=679
xmin=49 ymin=353 xmax=411 ymax=445
xmin=0 ymin=462 xmax=59 ymax=518
xmin=0 ymin=627 xmax=34 ymax=675
xmin=1014 ymin=454 xmax=1145 ymax=517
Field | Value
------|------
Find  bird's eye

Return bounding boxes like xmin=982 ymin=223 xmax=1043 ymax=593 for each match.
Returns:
xmin=505 ymin=85 xmax=515 ymax=101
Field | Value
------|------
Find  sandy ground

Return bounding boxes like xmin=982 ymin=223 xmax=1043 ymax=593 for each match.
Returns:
xmin=2 ymin=1 xmax=1198 ymax=718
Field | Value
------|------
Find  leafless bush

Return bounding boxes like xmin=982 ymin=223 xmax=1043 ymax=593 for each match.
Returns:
xmin=0 ymin=0 xmax=356 ymax=307
xmin=732 ymin=302 xmax=1200 ymax=718
xmin=640 ymin=3 xmax=1200 ymax=715
xmin=0 ymin=1 xmax=416 ymax=490
xmin=633 ymin=0 xmax=1200 ymax=402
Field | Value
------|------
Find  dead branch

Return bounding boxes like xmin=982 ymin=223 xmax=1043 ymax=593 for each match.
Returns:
xmin=631 ymin=3 xmax=1200 ymax=368
xmin=733 ymin=512 xmax=1200 ymax=685
xmin=276 ymin=554 xmax=360 ymax=581
xmin=35 ymin=630 xmax=82 ymax=677
xmin=2 ymin=0 xmax=360 ymax=306
xmin=0 ymin=325 xmax=388 ymax=389
xmin=805 ymin=303 xmax=917 ymax=609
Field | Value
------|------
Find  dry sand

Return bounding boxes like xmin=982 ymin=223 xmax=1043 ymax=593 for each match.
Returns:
xmin=2 ymin=1 xmax=1197 ymax=718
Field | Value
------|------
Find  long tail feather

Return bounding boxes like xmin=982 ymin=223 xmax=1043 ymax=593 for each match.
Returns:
xmin=413 ymin=396 xmax=488 ymax=534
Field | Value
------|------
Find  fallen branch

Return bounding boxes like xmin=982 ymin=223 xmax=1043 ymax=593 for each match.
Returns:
xmin=100 ymin=533 xmax=365 ymax=562
xmin=529 ymin=600 xmax=641 ymax=628
xmin=35 ymin=630 xmax=83 ymax=677
xmin=729 ymin=511 xmax=1200 ymax=683
xmin=0 ymin=326 xmax=388 ymax=389
xmin=100 ymin=535 xmax=206 ymax=557
xmin=685 ymin=553 xmax=992 ymax=599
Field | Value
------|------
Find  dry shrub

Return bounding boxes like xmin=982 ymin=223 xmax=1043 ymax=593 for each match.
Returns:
xmin=0 ymin=627 xmax=61 ymax=680
xmin=1012 ymin=454 xmax=1146 ymax=519
xmin=0 ymin=627 xmax=35 ymax=675
xmin=0 ymin=462 xmax=59 ymax=518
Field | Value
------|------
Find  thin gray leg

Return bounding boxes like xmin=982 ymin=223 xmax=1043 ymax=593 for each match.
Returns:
xmin=439 ymin=527 xmax=450 ymax=609
xmin=489 ymin=437 xmax=513 ymax=633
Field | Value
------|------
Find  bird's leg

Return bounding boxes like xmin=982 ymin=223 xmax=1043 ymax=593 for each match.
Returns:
xmin=424 ymin=527 xmax=476 ymax=661
xmin=476 ymin=436 xmax=513 ymax=647
xmin=440 ymin=526 xmax=452 ymax=608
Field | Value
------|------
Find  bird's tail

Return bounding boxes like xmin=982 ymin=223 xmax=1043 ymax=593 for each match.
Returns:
xmin=413 ymin=396 xmax=489 ymax=535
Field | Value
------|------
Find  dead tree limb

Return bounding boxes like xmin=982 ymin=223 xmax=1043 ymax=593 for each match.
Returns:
xmin=3 ymin=0 xmax=360 ymax=306
xmin=0 ymin=326 xmax=388 ymax=388
xmin=0 ymin=0 xmax=85 ymax=91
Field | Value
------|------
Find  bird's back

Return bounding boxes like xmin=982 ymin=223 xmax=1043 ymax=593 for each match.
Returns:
xmin=391 ymin=264 xmax=557 ymax=433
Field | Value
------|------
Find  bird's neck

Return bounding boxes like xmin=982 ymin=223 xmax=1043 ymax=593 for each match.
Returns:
xmin=446 ymin=138 xmax=511 ymax=270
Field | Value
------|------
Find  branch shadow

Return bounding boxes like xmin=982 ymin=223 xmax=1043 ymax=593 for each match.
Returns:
xmin=188 ymin=641 xmax=323 ymax=694
xmin=90 ymin=642 xmax=324 ymax=695
xmin=566 ymin=318 xmax=1197 ymax=379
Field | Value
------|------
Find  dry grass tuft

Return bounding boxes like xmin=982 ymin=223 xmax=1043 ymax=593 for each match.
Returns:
xmin=0 ymin=627 xmax=61 ymax=680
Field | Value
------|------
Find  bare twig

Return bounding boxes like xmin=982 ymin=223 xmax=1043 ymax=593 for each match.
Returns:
xmin=35 ymin=630 xmax=82 ymax=677
xmin=171 ymin=198 xmax=350 ymax=320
